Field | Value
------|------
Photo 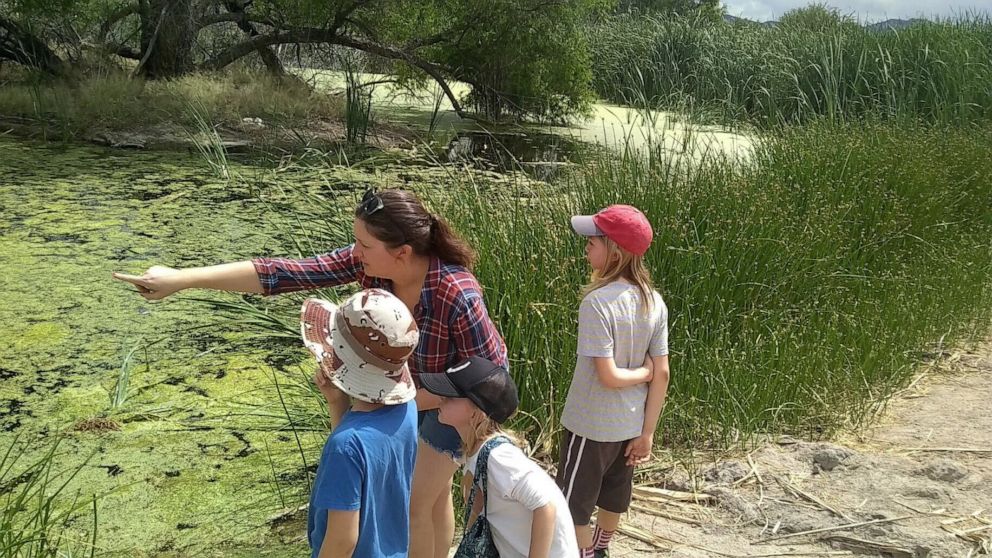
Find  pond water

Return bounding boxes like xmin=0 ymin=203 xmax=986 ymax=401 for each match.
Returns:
xmin=301 ymin=69 xmax=754 ymax=167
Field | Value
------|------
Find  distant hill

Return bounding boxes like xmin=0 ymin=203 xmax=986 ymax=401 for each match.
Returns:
xmin=723 ymin=14 xmax=927 ymax=31
xmin=723 ymin=14 xmax=777 ymax=27
xmin=866 ymin=18 xmax=926 ymax=31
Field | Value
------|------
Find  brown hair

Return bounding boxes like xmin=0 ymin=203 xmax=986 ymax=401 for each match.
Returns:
xmin=582 ymin=235 xmax=655 ymax=312
xmin=356 ymin=189 xmax=477 ymax=269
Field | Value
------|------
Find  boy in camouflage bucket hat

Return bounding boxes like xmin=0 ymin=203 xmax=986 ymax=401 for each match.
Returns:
xmin=301 ymin=288 xmax=419 ymax=558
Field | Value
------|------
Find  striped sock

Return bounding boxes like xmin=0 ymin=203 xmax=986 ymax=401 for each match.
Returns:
xmin=592 ymin=525 xmax=615 ymax=551
xmin=579 ymin=547 xmax=596 ymax=558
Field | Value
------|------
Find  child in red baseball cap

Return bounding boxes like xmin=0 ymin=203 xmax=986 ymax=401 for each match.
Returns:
xmin=557 ymin=205 xmax=672 ymax=558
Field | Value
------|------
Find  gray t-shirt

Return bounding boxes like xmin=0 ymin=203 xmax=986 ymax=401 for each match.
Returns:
xmin=561 ymin=282 xmax=669 ymax=442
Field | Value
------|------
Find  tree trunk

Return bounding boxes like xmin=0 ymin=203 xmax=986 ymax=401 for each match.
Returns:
xmin=256 ymin=46 xmax=285 ymax=77
xmin=139 ymin=0 xmax=196 ymax=79
xmin=0 ymin=16 xmax=67 ymax=77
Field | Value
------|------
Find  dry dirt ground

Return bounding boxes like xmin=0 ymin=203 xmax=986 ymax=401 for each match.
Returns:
xmin=609 ymin=337 xmax=992 ymax=558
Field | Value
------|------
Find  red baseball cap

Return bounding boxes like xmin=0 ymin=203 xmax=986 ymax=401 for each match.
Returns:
xmin=570 ymin=205 xmax=653 ymax=256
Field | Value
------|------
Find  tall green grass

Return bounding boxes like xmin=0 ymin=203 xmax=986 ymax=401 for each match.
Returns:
xmin=341 ymin=58 xmax=376 ymax=144
xmin=109 ymin=338 xmax=144 ymax=410
xmin=589 ymin=12 xmax=992 ymax=127
xmin=1 ymin=436 xmax=97 ymax=558
xmin=184 ymin=100 xmax=232 ymax=179
xmin=251 ymin=121 xmax=992 ymax=450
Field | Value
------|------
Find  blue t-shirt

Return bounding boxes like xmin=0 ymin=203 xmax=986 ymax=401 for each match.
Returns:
xmin=308 ymin=401 xmax=418 ymax=558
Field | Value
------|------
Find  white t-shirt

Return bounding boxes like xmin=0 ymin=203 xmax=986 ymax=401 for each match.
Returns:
xmin=561 ymin=282 xmax=669 ymax=442
xmin=465 ymin=441 xmax=579 ymax=558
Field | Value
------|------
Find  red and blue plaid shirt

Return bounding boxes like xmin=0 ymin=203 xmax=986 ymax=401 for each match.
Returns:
xmin=253 ymin=245 xmax=508 ymax=381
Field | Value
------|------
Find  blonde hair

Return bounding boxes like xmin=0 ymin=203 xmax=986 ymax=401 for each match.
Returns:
xmin=582 ymin=235 xmax=655 ymax=312
xmin=463 ymin=411 xmax=524 ymax=457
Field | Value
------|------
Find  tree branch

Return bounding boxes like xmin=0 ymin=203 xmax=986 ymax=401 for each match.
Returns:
xmin=198 ymin=28 xmax=483 ymax=120
xmin=343 ymin=16 xmax=378 ymax=42
xmin=328 ymin=0 xmax=372 ymax=37
xmin=334 ymin=35 xmax=475 ymax=118
xmin=82 ymin=40 xmax=142 ymax=60
xmin=403 ymin=18 xmax=477 ymax=51
xmin=206 ymin=2 xmax=285 ymax=76
xmin=197 ymin=12 xmax=277 ymax=30
xmin=404 ymin=30 xmax=452 ymax=51
xmin=99 ymin=4 xmax=140 ymax=41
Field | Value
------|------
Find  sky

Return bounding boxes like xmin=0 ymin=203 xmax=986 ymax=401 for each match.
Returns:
xmin=721 ymin=0 xmax=992 ymax=22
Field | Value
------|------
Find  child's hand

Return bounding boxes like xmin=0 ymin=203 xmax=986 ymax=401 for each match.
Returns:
xmin=642 ymin=354 xmax=655 ymax=383
xmin=314 ymin=368 xmax=348 ymax=409
xmin=314 ymin=368 xmax=350 ymax=428
xmin=625 ymin=433 xmax=654 ymax=466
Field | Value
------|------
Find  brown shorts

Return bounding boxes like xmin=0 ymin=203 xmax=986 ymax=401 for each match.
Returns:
xmin=555 ymin=429 xmax=634 ymax=525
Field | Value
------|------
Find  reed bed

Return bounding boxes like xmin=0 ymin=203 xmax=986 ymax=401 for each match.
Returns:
xmin=588 ymin=12 xmax=992 ymax=127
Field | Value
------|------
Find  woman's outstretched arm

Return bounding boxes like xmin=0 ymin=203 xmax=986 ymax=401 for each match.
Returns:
xmin=112 ymin=262 xmax=262 ymax=300
xmin=114 ymin=246 xmax=365 ymax=300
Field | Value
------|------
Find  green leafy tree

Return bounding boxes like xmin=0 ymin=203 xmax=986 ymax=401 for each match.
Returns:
xmin=616 ymin=0 xmax=723 ymax=19
xmin=429 ymin=0 xmax=606 ymax=120
xmin=0 ymin=0 xmax=603 ymax=120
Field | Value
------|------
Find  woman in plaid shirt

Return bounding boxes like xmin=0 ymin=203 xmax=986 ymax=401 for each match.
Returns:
xmin=115 ymin=189 xmax=508 ymax=558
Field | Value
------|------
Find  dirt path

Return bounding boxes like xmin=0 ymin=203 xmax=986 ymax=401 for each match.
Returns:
xmin=610 ymin=337 xmax=992 ymax=558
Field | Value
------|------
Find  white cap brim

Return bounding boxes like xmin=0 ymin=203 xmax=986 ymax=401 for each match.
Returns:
xmin=571 ymin=215 xmax=603 ymax=237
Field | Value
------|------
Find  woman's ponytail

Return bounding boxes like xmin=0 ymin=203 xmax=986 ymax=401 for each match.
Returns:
xmin=427 ymin=214 xmax=477 ymax=270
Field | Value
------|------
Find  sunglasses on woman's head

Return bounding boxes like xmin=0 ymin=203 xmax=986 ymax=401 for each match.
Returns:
xmin=358 ymin=189 xmax=384 ymax=216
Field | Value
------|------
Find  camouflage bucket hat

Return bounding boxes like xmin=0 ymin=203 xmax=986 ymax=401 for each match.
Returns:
xmin=300 ymin=289 xmax=419 ymax=404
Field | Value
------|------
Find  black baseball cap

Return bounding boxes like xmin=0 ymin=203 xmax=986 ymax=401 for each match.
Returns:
xmin=420 ymin=357 xmax=519 ymax=423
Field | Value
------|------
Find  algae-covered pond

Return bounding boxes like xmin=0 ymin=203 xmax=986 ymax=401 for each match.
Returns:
xmin=0 ymin=137 xmax=532 ymax=556
xmin=0 ymin=137 xmax=318 ymax=556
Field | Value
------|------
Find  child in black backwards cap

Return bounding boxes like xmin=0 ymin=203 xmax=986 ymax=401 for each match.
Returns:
xmin=420 ymin=357 xmax=578 ymax=558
